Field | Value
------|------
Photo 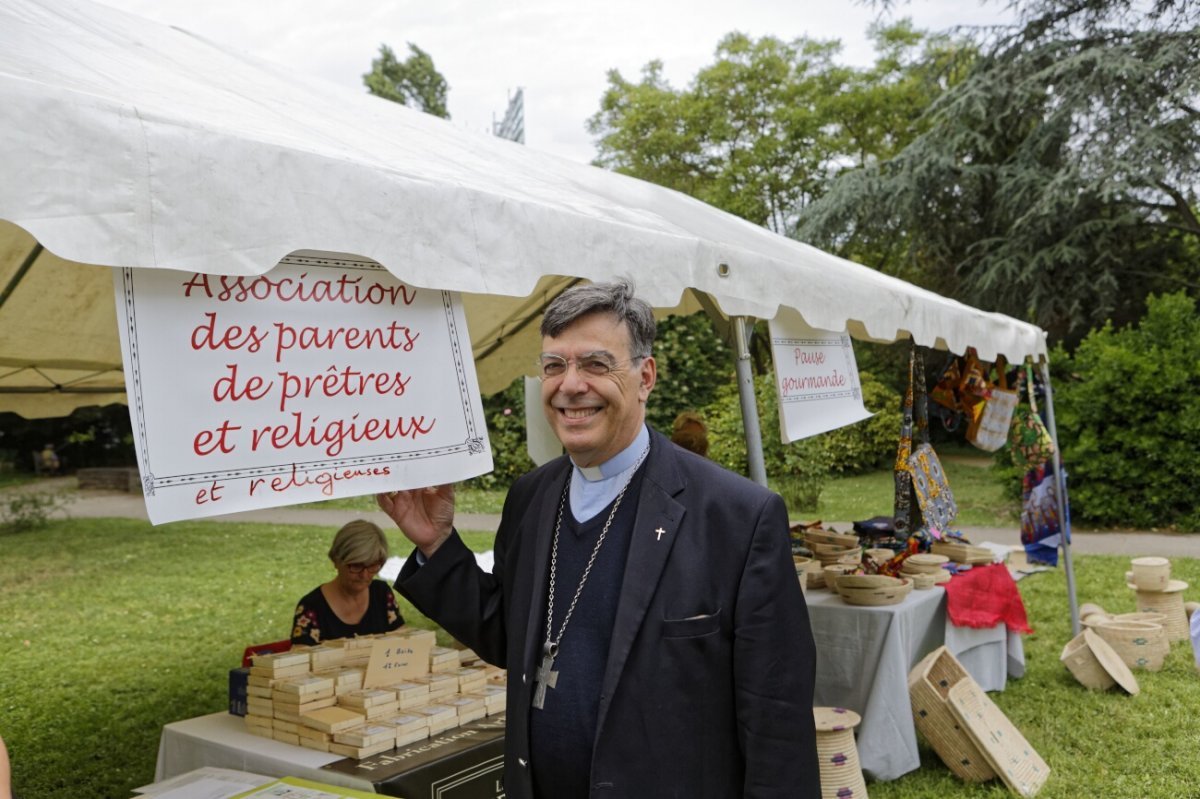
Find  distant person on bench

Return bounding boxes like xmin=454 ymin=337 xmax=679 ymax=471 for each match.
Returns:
xmin=38 ymin=444 xmax=60 ymax=476
xmin=290 ymin=520 xmax=404 ymax=645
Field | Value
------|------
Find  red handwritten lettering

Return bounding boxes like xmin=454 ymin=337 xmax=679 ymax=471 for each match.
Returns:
xmin=191 ymin=312 xmax=267 ymax=354
xmin=186 ymin=273 xmax=418 ymax=306
xmin=272 ymin=322 xmax=419 ymax=362
xmin=779 ymin=370 xmax=847 ymax=396
xmin=249 ymin=412 xmax=436 ymax=457
xmin=277 ymin=366 xmax=411 ymax=412
xmin=794 ymin=349 xmax=826 ymax=366
xmin=193 ymin=420 xmax=243 ymax=455
xmin=248 ymin=462 xmax=393 ymax=497
xmin=195 ymin=480 xmax=225 ymax=504
xmin=213 ymin=364 xmax=274 ymax=403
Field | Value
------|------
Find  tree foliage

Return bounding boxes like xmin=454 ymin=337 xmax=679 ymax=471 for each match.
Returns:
xmin=363 ymin=43 xmax=450 ymax=119
xmin=1053 ymin=292 xmax=1200 ymax=530
xmin=798 ymin=0 xmax=1200 ymax=341
xmin=588 ymin=23 xmax=968 ymax=235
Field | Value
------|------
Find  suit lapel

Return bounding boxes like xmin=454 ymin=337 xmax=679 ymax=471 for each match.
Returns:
xmin=596 ymin=433 xmax=685 ymax=735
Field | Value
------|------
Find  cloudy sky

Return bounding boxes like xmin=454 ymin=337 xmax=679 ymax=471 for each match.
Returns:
xmin=99 ymin=0 xmax=1011 ymax=164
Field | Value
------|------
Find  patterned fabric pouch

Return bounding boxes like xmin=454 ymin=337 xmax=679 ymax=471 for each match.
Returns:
xmin=967 ymin=356 xmax=1019 ymax=452
xmin=1009 ymin=364 xmax=1055 ymax=467
xmin=907 ymin=442 xmax=958 ymax=533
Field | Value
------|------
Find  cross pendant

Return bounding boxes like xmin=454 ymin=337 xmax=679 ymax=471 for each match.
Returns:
xmin=532 ymin=641 xmax=559 ymax=710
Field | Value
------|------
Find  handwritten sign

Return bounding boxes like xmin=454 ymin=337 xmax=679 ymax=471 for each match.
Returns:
xmin=114 ymin=254 xmax=492 ymax=524
xmin=363 ymin=634 xmax=435 ymax=688
xmin=768 ymin=310 xmax=872 ymax=443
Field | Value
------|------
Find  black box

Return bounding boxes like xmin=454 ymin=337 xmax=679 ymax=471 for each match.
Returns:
xmin=228 ymin=667 xmax=249 ymax=717
xmin=323 ymin=714 xmax=506 ymax=798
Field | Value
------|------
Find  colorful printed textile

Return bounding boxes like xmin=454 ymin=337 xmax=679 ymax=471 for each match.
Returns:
xmin=1021 ymin=462 xmax=1062 ymax=566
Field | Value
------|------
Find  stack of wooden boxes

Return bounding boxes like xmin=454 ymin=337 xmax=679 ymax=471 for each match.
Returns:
xmin=242 ymin=630 xmax=507 ymax=761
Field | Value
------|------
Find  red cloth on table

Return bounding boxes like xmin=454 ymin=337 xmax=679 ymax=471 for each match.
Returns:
xmin=943 ymin=563 xmax=1033 ymax=634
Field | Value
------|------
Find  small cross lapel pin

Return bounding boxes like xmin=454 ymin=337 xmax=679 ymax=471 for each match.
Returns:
xmin=655 ymin=527 xmax=666 ymax=541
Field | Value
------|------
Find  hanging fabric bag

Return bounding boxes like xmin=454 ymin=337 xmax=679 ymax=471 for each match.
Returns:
xmin=967 ymin=356 xmax=1019 ymax=452
xmin=895 ymin=346 xmax=958 ymax=534
xmin=1009 ymin=363 xmax=1055 ymax=467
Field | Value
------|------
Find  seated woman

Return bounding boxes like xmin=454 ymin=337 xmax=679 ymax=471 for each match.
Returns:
xmin=291 ymin=520 xmax=404 ymax=645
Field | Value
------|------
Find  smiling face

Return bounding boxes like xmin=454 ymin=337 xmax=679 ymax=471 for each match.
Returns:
xmin=541 ymin=311 xmax=656 ymax=468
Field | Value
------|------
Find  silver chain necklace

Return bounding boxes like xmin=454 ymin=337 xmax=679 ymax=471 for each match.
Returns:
xmin=532 ymin=445 xmax=649 ymax=710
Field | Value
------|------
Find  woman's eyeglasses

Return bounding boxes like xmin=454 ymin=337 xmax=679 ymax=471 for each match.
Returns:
xmin=345 ymin=561 xmax=385 ymax=575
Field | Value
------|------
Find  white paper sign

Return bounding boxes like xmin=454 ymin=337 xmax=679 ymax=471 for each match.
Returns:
xmin=769 ymin=310 xmax=872 ymax=443
xmin=114 ymin=255 xmax=492 ymax=524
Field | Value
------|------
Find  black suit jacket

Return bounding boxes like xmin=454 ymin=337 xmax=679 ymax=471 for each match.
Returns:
xmin=396 ymin=429 xmax=819 ymax=798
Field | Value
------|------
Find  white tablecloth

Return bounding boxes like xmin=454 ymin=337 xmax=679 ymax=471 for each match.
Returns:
xmin=805 ymin=585 xmax=1025 ymax=781
xmin=155 ymin=712 xmax=376 ymax=793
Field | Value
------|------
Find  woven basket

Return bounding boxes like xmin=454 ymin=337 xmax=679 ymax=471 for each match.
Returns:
xmin=804 ymin=530 xmax=861 ymax=549
xmin=1092 ymin=620 xmax=1169 ymax=671
xmin=931 ymin=540 xmax=993 ymax=565
xmin=837 ymin=576 xmax=912 ymax=606
xmin=904 ymin=553 xmax=950 ymax=573
xmin=1130 ymin=556 xmax=1171 ymax=591
xmin=947 ymin=680 xmax=1050 ymax=797
xmin=1060 ymin=631 xmax=1115 ymax=690
xmin=1078 ymin=602 xmax=1107 ymax=620
xmin=907 ymin=646 xmax=996 ymax=782
xmin=1130 ymin=587 xmax=1190 ymax=642
xmin=813 ymin=707 xmax=867 ymax=799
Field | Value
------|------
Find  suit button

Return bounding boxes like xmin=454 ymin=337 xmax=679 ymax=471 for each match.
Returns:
xmin=522 ymin=673 xmax=527 ymax=684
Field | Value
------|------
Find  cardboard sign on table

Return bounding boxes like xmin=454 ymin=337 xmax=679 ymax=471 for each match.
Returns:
xmin=114 ymin=255 xmax=493 ymax=524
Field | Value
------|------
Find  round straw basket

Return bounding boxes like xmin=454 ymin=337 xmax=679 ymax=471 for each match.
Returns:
xmin=1060 ymin=630 xmax=1115 ymax=690
xmin=1092 ymin=620 xmax=1169 ymax=671
xmin=904 ymin=553 xmax=950 ymax=574
xmin=1130 ymin=556 xmax=1171 ymax=591
xmin=804 ymin=530 xmax=861 ymax=549
xmin=907 ymin=647 xmax=996 ymax=782
xmin=1131 ymin=585 xmax=1190 ymax=642
xmin=837 ymin=575 xmax=912 ymax=606
xmin=813 ymin=707 xmax=867 ymax=799
xmin=1079 ymin=602 xmax=1107 ymax=619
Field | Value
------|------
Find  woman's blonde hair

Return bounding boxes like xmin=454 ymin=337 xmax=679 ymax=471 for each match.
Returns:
xmin=328 ymin=520 xmax=389 ymax=566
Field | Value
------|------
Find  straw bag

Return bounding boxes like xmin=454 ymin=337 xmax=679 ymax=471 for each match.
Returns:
xmin=1009 ymin=364 xmax=1055 ymax=467
xmin=966 ymin=357 xmax=1018 ymax=452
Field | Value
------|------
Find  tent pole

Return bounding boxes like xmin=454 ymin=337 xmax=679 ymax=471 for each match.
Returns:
xmin=1039 ymin=360 xmax=1080 ymax=635
xmin=733 ymin=317 xmax=768 ymax=487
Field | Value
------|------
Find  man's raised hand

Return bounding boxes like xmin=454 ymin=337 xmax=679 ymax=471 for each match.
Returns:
xmin=376 ymin=484 xmax=455 ymax=558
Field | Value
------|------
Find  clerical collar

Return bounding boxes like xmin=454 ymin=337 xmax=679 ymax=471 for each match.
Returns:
xmin=569 ymin=426 xmax=650 ymax=522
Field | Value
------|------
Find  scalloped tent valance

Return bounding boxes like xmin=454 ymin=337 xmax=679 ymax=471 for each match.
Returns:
xmin=0 ymin=0 xmax=1046 ymax=418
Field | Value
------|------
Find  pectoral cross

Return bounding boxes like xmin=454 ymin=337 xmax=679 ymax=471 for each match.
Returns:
xmin=532 ymin=641 xmax=559 ymax=710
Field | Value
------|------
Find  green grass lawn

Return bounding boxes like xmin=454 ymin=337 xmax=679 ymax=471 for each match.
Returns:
xmin=787 ymin=453 xmax=1019 ymax=527
xmin=4 ymin=519 xmax=1195 ymax=797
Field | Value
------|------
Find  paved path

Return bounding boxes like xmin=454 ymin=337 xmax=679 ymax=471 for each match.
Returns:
xmin=21 ymin=477 xmax=1200 ymax=559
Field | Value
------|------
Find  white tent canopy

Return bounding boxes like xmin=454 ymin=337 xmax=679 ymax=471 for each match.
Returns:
xmin=0 ymin=0 xmax=1048 ymax=420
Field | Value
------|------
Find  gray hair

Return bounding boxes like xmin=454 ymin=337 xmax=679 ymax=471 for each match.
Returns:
xmin=540 ymin=280 xmax=656 ymax=358
xmin=328 ymin=520 xmax=389 ymax=566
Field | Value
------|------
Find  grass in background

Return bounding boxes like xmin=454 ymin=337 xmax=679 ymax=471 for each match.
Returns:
xmin=869 ymin=555 xmax=1200 ymax=799
xmin=811 ymin=455 xmax=1019 ymax=527
xmin=6 ymin=518 xmax=1195 ymax=796
xmin=0 ymin=518 xmax=495 ymax=799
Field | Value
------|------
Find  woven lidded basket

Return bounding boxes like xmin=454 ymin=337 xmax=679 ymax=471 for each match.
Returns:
xmin=1060 ymin=628 xmax=1140 ymax=695
xmin=1092 ymin=620 xmax=1169 ymax=671
xmin=836 ymin=575 xmax=913 ymax=606
xmin=907 ymin=646 xmax=996 ymax=782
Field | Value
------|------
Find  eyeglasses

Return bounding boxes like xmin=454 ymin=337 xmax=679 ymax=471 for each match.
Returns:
xmin=537 ymin=351 xmax=645 ymax=380
xmin=345 ymin=561 xmax=384 ymax=575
